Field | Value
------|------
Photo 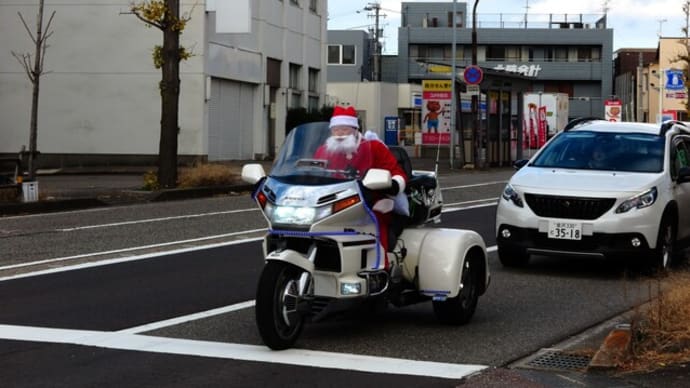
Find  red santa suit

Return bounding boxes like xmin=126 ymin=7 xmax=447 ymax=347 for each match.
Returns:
xmin=314 ymin=107 xmax=407 ymax=268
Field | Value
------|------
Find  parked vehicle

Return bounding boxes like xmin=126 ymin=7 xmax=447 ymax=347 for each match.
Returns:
xmin=496 ymin=118 xmax=690 ymax=273
xmin=242 ymin=122 xmax=490 ymax=350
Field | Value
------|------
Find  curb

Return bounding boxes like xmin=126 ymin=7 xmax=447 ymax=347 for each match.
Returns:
xmin=0 ymin=184 xmax=256 ymax=216
xmin=588 ymin=323 xmax=633 ymax=369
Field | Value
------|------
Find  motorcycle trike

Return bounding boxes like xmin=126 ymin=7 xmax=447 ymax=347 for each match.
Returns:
xmin=242 ymin=122 xmax=490 ymax=350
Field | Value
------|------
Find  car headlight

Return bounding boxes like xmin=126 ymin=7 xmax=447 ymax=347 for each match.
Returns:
xmin=615 ymin=187 xmax=657 ymax=213
xmin=501 ymin=184 xmax=523 ymax=207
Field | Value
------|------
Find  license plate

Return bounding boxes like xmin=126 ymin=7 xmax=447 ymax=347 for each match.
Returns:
xmin=548 ymin=221 xmax=582 ymax=240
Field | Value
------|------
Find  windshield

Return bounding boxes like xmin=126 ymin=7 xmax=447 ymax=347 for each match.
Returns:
xmin=270 ymin=122 xmax=380 ymax=185
xmin=530 ymin=131 xmax=665 ymax=172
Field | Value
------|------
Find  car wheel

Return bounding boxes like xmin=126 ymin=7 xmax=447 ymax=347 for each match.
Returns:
xmin=497 ymin=245 xmax=530 ymax=267
xmin=650 ymin=214 xmax=677 ymax=274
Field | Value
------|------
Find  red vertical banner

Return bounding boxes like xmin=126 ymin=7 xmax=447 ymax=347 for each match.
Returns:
xmin=538 ymin=106 xmax=547 ymax=147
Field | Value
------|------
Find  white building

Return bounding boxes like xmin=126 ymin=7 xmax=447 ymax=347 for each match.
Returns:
xmin=0 ymin=0 xmax=327 ymax=167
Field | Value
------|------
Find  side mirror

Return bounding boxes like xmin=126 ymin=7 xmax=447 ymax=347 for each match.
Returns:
xmin=513 ymin=159 xmax=529 ymax=170
xmin=362 ymin=168 xmax=392 ymax=190
xmin=241 ymin=163 xmax=266 ymax=184
xmin=677 ymin=167 xmax=690 ymax=184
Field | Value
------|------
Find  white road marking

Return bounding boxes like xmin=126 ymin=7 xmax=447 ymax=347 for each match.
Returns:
xmin=0 ymin=229 xmax=266 ymax=273
xmin=2 ymin=199 xmax=499 ymax=282
xmin=118 ymin=300 xmax=257 ymax=334
xmin=0 ymin=324 xmax=487 ymax=379
xmin=0 ymin=236 xmax=264 ymax=282
xmin=441 ymin=180 xmax=507 ymax=190
xmin=56 ymin=208 xmax=259 ymax=232
xmin=443 ymin=198 xmax=498 ymax=212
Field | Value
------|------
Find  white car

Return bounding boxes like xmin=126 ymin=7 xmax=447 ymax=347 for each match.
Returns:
xmin=496 ymin=119 xmax=690 ymax=272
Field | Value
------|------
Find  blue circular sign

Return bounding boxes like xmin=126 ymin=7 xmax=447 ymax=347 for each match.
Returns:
xmin=463 ymin=65 xmax=483 ymax=85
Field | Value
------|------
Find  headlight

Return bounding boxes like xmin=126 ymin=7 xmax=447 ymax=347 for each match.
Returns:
xmin=340 ymin=282 xmax=362 ymax=295
xmin=501 ymin=184 xmax=523 ymax=207
xmin=615 ymin=187 xmax=657 ymax=213
xmin=272 ymin=206 xmax=318 ymax=225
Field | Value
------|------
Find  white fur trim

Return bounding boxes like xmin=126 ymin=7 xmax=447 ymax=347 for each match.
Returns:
xmin=329 ymin=115 xmax=359 ymax=129
xmin=392 ymin=175 xmax=406 ymax=194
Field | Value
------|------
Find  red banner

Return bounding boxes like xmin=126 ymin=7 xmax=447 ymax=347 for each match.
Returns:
xmin=538 ymin=106 xmax=547 ymax=147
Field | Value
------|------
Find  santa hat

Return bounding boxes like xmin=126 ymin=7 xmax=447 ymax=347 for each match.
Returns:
xmin=329 ymin=106 xmax=359 ymax=129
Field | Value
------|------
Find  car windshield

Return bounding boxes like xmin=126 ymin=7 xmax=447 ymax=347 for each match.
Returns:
xmin=269 ymin=122 xmax=379 ymax=185
xmin=530 ymin=131 xmax=665 ymax=172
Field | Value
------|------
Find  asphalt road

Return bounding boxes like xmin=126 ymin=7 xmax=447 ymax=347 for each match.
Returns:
xmin=0 ymin=170 xmax=671 ymax=387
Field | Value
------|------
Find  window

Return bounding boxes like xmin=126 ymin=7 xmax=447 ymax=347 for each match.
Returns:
xmin=327 ymin=44 xmax=355 ymax=65
xmin=307 ymin=68 xmax=319 ymax=112
xmin=289 ymin=63 xmax=301 ymax=89
xmin=308 ymin=67 xmax=319 ymax=93
xmin=309 ymin=0 xmax=317 ymax=12
xmin=577 ymin=47 xmax=591 ymax=62
xmin=289 ymin=0 xmax=299 ymax=6
xmin=505 ymin=46 xmax=520 ymax=61
xmin=308 ymin=96 xmax=319 ymax=112
xmin=545 ymin=47 xmax=568 ymax=62
xmin=447 ymin=11 xmax=463 ymax=28
xmin=409 ymin=44 xmax=426 ymax=60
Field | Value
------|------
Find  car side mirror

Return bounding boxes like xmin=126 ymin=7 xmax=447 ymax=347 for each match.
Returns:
xmin=677 ymin=167 xmax=690 ymax=183
xmin=241 ymin=163 xmax=266 ymax=184
xmin=513 ymin=159 xmax=529 ymax=170
xmin=362 ymin=168 xmax=392 ymax=190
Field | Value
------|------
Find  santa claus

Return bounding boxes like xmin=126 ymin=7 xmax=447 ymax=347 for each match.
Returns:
xmin=314 ymin=106 xmax=408 ymax=267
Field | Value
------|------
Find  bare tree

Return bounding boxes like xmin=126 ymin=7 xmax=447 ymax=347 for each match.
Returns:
xmin=681 ymin=1 xmax=690 ymax=116
xmin=11 ymin=0 xmax=55 ymax=181
xmin=130 ymin=1 xmax=192 ymax=189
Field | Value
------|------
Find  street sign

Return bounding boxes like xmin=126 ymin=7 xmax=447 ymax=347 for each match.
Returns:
xmin=463 ymin=65 xmax=483 ymax=85
xmin=466 ymin=84 xmax=480 ymax=95
xmin=665 ymin=69 xmax=685 ymax=90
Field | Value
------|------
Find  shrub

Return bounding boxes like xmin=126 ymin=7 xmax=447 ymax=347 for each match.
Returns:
xmin=627 ymin=271 xmax=690 ymax=371
xmin=177 ymin=163 xmax=241 ymax=188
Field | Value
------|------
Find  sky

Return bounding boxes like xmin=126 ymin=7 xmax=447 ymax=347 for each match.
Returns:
xmin=327 ymin=0 xmax=689 ymax=54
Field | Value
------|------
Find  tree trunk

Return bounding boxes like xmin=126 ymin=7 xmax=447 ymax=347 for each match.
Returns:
xmin=157 ymin=0 xmax=181 ymax=188
xmin=27 ymin=0 xmax=45 ymax=181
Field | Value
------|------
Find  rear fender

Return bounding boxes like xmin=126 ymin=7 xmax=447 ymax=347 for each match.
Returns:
xmin=402 ymin=228 xmax=487 ymax=299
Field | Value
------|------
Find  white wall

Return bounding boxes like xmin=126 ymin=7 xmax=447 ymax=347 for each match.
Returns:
xmin=326 ymin=82 xmax=400 ymax=138
xmin=0 ymin=1 xmax=206 ymax=156
xmin=1 ymin=0 xmax=328 ymax=162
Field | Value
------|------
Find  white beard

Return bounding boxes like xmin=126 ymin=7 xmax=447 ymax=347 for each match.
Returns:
xmin=325 ymin=133 xmax=359 ymax=155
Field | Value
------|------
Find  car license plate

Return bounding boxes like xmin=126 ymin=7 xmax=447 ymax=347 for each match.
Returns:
xmin=548 ymin=221 xmax=582 ymax=240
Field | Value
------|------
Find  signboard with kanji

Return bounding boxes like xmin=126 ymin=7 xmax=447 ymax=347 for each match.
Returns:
xmin=421 ymin=80 xmax=452 ymax=145
xmin=604 ymin=99 xmax=622 ymax=122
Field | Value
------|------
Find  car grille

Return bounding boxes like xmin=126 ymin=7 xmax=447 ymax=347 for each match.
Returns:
xmin=524 ymin=194 xmax=616 ymax=220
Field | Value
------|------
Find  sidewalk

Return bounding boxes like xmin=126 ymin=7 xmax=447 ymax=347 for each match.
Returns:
xmin=0 ymin=158 xmax=505 ymax=216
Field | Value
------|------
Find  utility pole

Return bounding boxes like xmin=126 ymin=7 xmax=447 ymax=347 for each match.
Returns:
xmin=364 ymin=2 xmax=383 ymax=81
xmin=472 ymin=0 xmax=482 ymax=168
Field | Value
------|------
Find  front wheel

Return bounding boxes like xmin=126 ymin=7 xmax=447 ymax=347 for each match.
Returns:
xmin=649 ymin=214 xmax=677 ymax=274
xmin=433 ymin=257 xmax=480 ymax=325
xmin=255 ymin=262 xmax=307 ymax=350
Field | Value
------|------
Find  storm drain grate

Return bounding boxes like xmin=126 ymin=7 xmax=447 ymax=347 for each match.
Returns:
xmin=524 ymin=349 xmax=591 ymax=371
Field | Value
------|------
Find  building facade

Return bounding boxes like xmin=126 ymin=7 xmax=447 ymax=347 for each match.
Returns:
xmin=636 ymin=38 xmax=689 ymax=123
xmin=0 ymin=0 xmax=327 ymax=167
xmin=613 ymin=48 xmax=656 ymax=122
xmin=397 ymin=2 xmax=613 ymax=118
